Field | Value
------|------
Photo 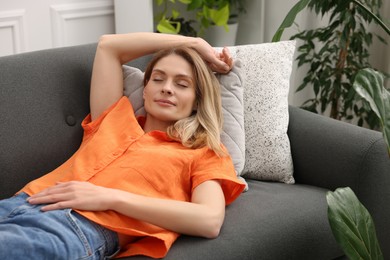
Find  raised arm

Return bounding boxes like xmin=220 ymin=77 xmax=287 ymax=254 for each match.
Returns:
xmin=90 ymin=32 xmax=232 ymax=120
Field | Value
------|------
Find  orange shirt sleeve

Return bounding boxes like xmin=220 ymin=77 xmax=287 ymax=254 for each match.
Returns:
xmin=81 ymin=97 xmax=127 ymax=141
xmin=190 ymin=148 xmax=245 ymax=205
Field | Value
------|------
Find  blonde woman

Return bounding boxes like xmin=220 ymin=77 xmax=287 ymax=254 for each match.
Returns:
xmin=0 ymin=32 xmax=245 ymax=259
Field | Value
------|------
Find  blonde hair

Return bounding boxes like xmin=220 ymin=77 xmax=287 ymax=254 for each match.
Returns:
xmin=143 ymin=47 xmax=226 ymax=156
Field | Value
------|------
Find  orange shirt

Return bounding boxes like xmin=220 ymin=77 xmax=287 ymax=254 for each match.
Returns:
xmin=20 ymin=96 xmax=245 ymax=258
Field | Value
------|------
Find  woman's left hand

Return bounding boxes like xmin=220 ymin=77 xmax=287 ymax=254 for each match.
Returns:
xmin=213 ymin=47 xmax=234 ymax=73
xmin=27 ymin=181 xmax=114 ymax=212
xmin=192 ymin=37 xmax=233 ymax=74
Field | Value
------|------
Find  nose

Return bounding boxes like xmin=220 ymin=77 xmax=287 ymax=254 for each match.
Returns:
xmin=161 ymin=80 xmax=173 ymax=95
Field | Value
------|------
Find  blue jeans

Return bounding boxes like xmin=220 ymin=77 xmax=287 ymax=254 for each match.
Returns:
xmin=0 ymin=193 xmax=120 ymax=259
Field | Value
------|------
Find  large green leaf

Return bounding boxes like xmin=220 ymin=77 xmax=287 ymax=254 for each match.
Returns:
xmin=327 ymin=187 xmax=383 ymax=260
xmin=353 ymin=68 xmax=390 ymax=156
xmin=272 ymin=0 xmax=311 ymax=42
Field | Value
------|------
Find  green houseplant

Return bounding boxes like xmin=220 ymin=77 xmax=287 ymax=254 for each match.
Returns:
xmin=273 ymin=1 xmax=390 ymax=258
xmin=327 ymin=187 xmax=383 ymax=260
xmin=154 ymin=0 xmax=245 ymax=36
xmin=272 ymin=0 xmax=390 ymax=156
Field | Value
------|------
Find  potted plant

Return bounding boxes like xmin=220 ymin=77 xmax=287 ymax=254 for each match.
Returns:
xmin=272 ymin=0 xmax=389 ymax=156
xmin=273 ymin=1 xmax=390 ymax=258
xmin=201 ymin=0 xmax=246 ymax=46
xmin=154 ymin=0 xmax=246 ymax=45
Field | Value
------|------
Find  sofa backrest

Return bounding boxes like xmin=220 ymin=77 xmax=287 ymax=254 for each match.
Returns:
xmin=0 ymin=44 xmax=93 ymax=198
xmin=0 ymin=43 xmax=154 ymax=199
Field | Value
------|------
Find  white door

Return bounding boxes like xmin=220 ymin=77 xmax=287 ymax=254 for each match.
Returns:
xmin=0 ymin=0 xmax=115 ymax=57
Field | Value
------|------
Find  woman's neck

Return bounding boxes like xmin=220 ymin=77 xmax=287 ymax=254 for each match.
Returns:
xmin=142 ymin=115 xmax=173 ymax=133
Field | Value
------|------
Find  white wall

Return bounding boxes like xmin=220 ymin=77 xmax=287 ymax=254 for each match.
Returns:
xmin=114 ymin=0 xmax=153 ymax=33
xmin=0 ymin=0 xmax=154 ymax=57
xmin=0 ymin=0 xmax=115 ymax=56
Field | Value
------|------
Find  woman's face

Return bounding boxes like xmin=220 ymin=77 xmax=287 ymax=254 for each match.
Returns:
xmin=143 ymin=54 xmax=196 ymax=129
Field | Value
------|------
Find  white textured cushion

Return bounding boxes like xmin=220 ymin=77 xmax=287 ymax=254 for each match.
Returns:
xmin=224 ymin=41 xmax=296 ymax=183
xmin=122 ymin=61 xmax=247 ymax=188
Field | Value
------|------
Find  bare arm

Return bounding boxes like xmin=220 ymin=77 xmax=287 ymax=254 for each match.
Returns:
xmin=111 ymin=180 xmax=226 ymax=238
xmin=90 ymin=32 xmax=233 ymax=121
xmin=28 ymin=180 xmax=226 ymax=238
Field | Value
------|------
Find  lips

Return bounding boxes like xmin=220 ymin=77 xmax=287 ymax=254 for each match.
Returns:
xmin=155 ymin=99 xmax=176 ymax=106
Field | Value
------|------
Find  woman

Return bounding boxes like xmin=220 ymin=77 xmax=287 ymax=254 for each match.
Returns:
xmin=0 ymin=33 xmax=245 ymax=259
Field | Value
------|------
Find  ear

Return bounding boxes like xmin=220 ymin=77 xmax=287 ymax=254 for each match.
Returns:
xmin=143 ymin=84 xmax=147 ymax=99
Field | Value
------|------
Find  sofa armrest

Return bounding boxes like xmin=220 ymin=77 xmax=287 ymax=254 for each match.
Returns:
xmin=287 ymin=106 xmax=390 ymax=257
xmin=288 ymin=106 xmax=389 ymax=190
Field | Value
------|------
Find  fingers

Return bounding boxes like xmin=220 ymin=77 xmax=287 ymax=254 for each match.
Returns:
xmin=27 ymin=182 xmax=80 ymax=210
xmin=27 ymin=190 xmax=72 ymax=208
xmin=26 ymin=181 xmax=110 ymax=212
xmin=222 ymin=47 xmax=234 ymax=69
xmin=209 ymin=47 xmax=233 ymax=74
xmin=40 ymin=201 xmax=70 ymax=211
xmin=208 ymin=62 xmax=230 ymax=74
xmin=194 ymin=38 xmax=233 ymax=74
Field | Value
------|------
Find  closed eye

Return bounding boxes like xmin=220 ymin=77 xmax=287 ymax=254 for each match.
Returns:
xmin=177 ymin=83 xmax=188 ymax=88
xmin=176 ymin=79 xmax=190 ymax=88
xmin=152 ymin=77 xmax=163 ymax=82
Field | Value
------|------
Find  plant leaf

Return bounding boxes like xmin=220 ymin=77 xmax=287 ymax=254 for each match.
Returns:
xmin=353 ymin=68 xmax=390 ymax=156
xmin=272 ymin=0 xmax=311 ymax=42
xmin=327 ymin=187 xmax=384 ymax=260
xmin=187 ymin=0 xmax=202 ymax=10
xmin=208 ymin=4 xmax=229 ymax=26
xmin=172 ymin=9 xmax=179 ymax=19
xmin=156 ymin=19 xmax=181 ymax=34
xmin=352 ymin=0 xmax=390 ymax=35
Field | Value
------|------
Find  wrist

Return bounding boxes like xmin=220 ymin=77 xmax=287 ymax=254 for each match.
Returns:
xmin=106 ymin=188 xmax=124 ymax=211
xmin=108 ymin=189 xmax=136 ymax=213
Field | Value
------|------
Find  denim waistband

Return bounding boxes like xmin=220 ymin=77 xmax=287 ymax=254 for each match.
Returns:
xmin=0 ymin=192 xmax=120 ymax=259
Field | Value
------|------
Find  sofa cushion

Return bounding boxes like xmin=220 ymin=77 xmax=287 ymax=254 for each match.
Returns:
xmin=220 ymin=41 xmax=296 ymax=184
xmin=125 ymin=180 xmax=342 ymax=260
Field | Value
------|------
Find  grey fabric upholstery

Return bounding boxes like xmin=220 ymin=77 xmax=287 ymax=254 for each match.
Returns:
xmin=1 ymin=43 xmax=389 ymax=259
xmin=0 ymin=44 xmax=94 ymax=199
xmin=129 ymin=181 xmax=341 ymax=260
xmin=288 ymin=106 xmax=390 ymax=255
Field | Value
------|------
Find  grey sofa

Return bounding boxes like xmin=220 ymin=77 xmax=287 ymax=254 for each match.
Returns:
xmin=1 ymin=43 xmax=389 ymax=260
